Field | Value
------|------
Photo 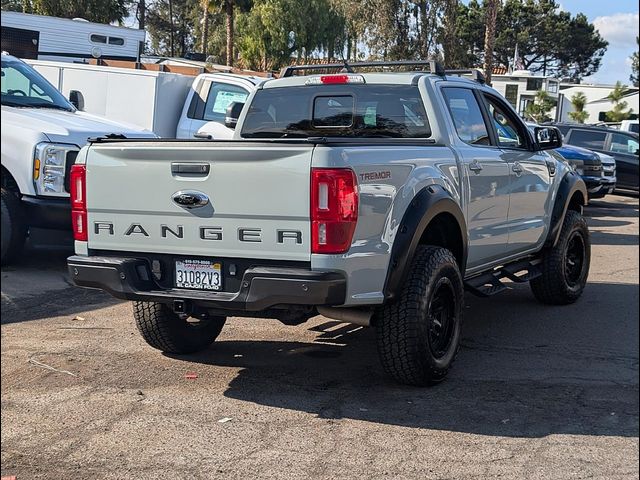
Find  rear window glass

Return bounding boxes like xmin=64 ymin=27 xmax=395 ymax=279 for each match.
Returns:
xmin=568 ymin=129 xmax=606 ymax=150
xmin=240 ymin=85 xmax=430 ymax=138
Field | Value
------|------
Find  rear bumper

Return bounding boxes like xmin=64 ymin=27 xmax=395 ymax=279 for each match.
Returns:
xmin=67 ymin=255 xmax=346 ymax=311
xmin=22 ymin=195 xmax=71 ymax=230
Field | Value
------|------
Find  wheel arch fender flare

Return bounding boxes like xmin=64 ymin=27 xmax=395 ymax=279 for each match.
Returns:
xmin=383 ymin=185 xmax=468 ymax=301
xmin=545 ymin=171 xmax=588 ymax=249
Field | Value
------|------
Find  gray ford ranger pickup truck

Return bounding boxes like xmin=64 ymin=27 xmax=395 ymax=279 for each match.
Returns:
xmin=67 ymin=61 xmax=590 ymax=386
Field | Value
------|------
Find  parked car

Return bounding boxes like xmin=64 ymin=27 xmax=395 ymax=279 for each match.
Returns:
xmin=593 ymin=152 xmax=617 ymax=197
xmin=67 ymin=61 xmax=589 ymax=387
xmin=1 ymin=53 xmax=157 ymax=265
xmin=528 ymin=123 xmax=606 ymax=199
xmin=602 ymin=120 xmax=640 ymax=134
xmin=554 ymin=146 xmax=607 ymax=198
xmin=553 ymin=123 xmax=639 ymax=193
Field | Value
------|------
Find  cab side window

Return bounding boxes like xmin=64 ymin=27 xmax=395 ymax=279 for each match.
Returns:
xmin=568 ymin=129 xmax=606 ymax=150
xmin=187 ymin=81 xmax=249 ymax=123
xmin=482 ymin=94 xmax=527 ymax=149
xmin=442 ymin=87 xmax=490 ymax=145
xmin=609 ymin=132 xmax=639 ymax=155
xmin=203 ymin=83 xmax=249 ymax=123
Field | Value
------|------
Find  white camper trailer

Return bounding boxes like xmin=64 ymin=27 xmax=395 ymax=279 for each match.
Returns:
xmin=0 ymin=11 xmax=145 ymax=63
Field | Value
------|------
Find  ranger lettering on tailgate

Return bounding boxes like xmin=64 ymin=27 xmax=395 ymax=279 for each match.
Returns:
xmin=94 ymin=222 xmax=303 ymax=244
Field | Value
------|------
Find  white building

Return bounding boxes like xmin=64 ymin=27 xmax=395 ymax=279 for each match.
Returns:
xmin=556 ymin=84 xmax=639 ymax=123
xmin=488 ymin=69 xmax=561 ymax=118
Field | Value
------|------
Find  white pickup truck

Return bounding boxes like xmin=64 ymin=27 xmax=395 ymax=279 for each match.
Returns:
xmin=1 ymin=53 xmax=156 ymax=264
xmin=175 ymin=73 xmax=267 ymax=139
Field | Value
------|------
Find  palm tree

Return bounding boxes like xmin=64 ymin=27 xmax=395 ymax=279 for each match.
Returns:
xmin=568 ymin=92 xmax=588 ymax=123
xmin=201 ymin=0 xmax=209 ymax=56
xmin=482 ymin=0 xmax=499 ymax=85
xmin=168 ymin=0 xmax=175 ymax=57
xmin=224 ymin=0 xmax=234 ymax=66
xmin=605 ymin=81 xmax=633 ymax=122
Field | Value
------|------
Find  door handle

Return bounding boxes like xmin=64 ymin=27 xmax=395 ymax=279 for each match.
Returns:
xmin=512 ymin=162 xmax=523 ymax=176
xmin=469 ymin=159 xmax=483 ymax=173
xmin=171 ymin=162 xmax=210 ymax=175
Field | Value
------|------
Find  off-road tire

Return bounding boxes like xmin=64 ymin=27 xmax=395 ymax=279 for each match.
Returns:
xmin=133 ymin=301 xmax=226 ymax=354
xmin=530 ymin=210 xmax=590 ymax=305
xmin=1 ymin=187 xmax=27 ymax=266
xmin=375 ymin=246 xmax=464 ymax=386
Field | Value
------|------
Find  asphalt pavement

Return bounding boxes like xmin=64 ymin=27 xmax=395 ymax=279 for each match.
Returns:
xmin=1 ymin=195 xmax=638 ymax=479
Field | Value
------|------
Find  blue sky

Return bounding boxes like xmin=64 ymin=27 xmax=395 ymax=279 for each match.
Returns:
xmin=559 ymin=0 xmax=639 ymax=85
xmin=459 ymin=0 xmax=639 ymax=84
xmin=479 ymin=0 xmax=638 ymax=85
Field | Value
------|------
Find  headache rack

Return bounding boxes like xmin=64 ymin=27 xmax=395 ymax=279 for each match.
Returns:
xmin=280 ymin=60 xmax=485 ymax=84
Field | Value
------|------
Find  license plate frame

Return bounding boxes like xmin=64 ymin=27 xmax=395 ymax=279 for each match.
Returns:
xmin=174 ymin=259 xmax=223 ymax=291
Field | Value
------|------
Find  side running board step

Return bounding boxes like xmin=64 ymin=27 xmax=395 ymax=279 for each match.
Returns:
xmin=465 ymin=259 xmax=542 ymax=297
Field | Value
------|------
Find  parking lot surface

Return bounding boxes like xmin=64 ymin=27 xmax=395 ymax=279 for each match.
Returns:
xmin=1 ymin=195 xmax=638 ymax=479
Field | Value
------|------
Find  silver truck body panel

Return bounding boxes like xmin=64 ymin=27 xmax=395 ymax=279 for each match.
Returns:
xmin=75 ymin=73 xmax=573 ymax=307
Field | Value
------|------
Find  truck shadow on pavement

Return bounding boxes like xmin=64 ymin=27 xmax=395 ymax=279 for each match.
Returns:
xmin=584 ymin=198 xmax=639 ymax=246
xmin=586 ymin=197 xmax=639 ymax=218
xmin=174 ymin=281 xmax=639 ymax=439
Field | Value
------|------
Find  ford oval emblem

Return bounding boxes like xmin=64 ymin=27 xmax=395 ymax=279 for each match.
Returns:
xmin=172 ymin=190 xmax=210 ymax=209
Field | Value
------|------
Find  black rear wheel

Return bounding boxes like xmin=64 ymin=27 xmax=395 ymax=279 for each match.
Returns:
xmin=133 ymin=301 xmax=226 ymax=354
xmin=375 ymin=246 xmax=464 ymax=386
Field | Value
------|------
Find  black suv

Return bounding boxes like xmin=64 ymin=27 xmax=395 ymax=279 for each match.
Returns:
xmin=553 ymin=123 xmax=639 ymax=193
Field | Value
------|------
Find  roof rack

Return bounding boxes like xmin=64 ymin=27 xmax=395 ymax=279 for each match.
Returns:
xmin=280 ymin=60 xmax=486 ymax=84
xmin=280 ymin=60 xmax=446 ymax=78
xmin=445 ymin=68 xmax=486 ymax=84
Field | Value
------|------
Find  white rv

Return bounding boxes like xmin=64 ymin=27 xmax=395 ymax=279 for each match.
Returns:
xmin=0 ymin=11 xmax=145 ymax=63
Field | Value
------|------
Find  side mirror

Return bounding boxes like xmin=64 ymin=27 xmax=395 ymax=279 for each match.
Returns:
xmin=224 ymin=102 xmax=245 ymax=129
xmin=69 ymin=90 xmax=84 ymax=111
xmin=534 ymin=126 xmax=562 ymax=151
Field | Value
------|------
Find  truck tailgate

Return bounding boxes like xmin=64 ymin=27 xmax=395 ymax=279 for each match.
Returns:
xmin=84 ymin=142 xmax=313 ymax=261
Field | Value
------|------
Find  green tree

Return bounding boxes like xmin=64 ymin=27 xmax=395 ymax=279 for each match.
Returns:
xmin=605 ymin=81 xmax=634 ymax=122
xmin=568 ymin=92 xmax=588 ymax=123
xmin=3 ymin=0 xmax=129 ymax=23
xmin=631 ymin=37 xmax=639 ymax=87
xmin=146 ymin=0 xmax=198 ymax=57
xmin=490 ymin=0 xmax=607 ymax=80
xmin=525 ymin=90 xmax=556 ymax=123
xmin=236 ymin=0 xmax=345 ymax=71
xmin=329 ymin=0 xmax=368 ymax=60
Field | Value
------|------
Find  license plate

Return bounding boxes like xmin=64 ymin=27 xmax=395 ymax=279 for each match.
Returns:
xmin=175 ymin=259 xmax=222 ymax=290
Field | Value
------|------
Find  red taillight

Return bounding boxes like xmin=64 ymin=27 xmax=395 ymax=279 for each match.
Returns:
xmin=71 ymin=210 xmax=88 ymax=241
xmin=311 ymin=168 xmax=358 ymax=254
xmin=70 ymin=165 xmax=87 ymax=241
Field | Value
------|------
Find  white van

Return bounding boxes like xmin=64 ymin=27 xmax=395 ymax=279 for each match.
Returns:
xmin=26 ymin=59 xmax=268 ymax=139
